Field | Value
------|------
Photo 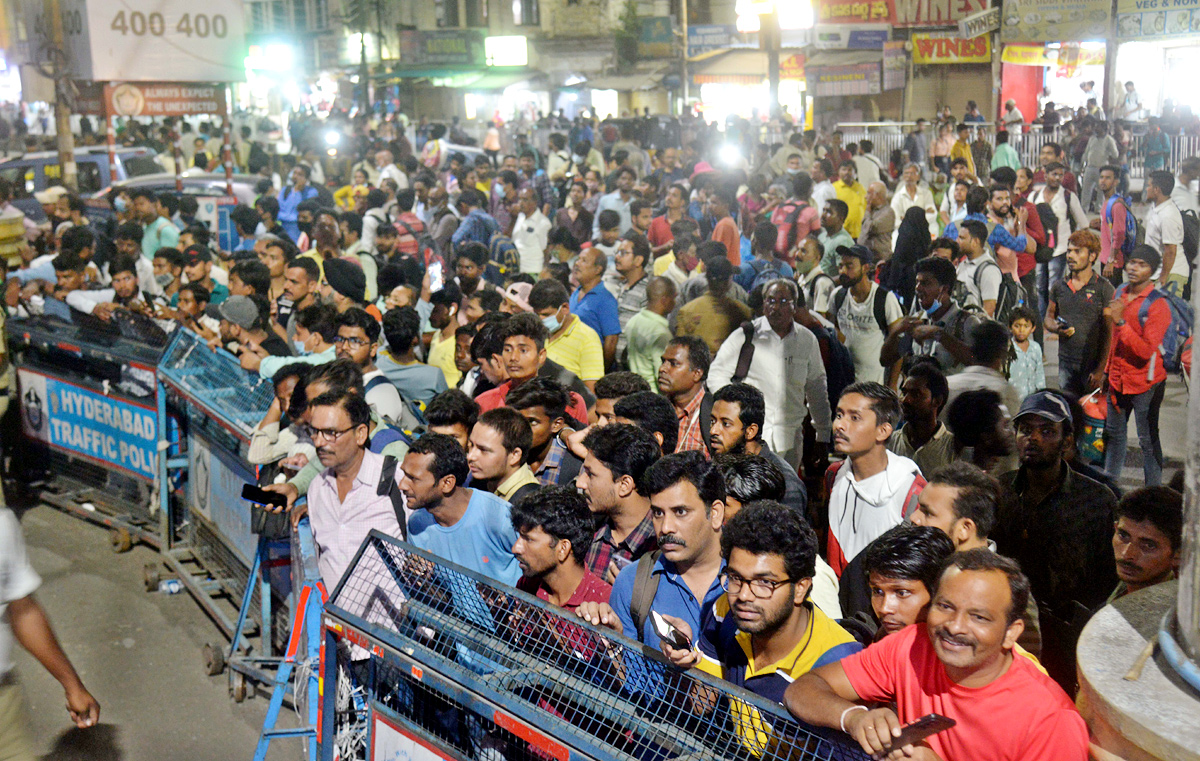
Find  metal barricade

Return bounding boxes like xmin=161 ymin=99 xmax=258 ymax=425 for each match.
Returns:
xmin=320 ymin=531 xmax=869 ymax=761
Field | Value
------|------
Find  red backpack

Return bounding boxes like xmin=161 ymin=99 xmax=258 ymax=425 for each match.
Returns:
xmin=770 ymin=200 xmax=811 ymax=262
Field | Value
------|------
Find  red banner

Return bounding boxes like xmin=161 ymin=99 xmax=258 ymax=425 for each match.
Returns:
xmin=103 ymin=82 xmax=227 ymax=118
xmin=818 ymin=0 xmax=988 ymax=27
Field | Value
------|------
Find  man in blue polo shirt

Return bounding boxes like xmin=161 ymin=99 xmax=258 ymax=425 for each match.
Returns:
xmin=570 ymin=247 xmax=622 ymax=370
xmin=576 ymin=451 xmax=726 ymax=695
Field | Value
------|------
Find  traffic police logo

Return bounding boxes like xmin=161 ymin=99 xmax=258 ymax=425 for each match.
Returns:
xmin=23 ymin=386 xmax=43 ymax=433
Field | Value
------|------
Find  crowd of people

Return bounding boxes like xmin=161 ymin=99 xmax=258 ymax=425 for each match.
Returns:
xmin=0 ymin=99 xmax=1195 ymax=761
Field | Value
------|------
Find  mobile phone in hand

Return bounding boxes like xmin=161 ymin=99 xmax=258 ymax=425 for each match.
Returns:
xmin=883 ymin=714 xmax=956 ymax=754
xmin=242 ymin=483 xmax=287 ymax=509
xmin=651 ymin=610 xmax=691 ymax=650
xmin=428 ymin=261 xmax=445 ymax=293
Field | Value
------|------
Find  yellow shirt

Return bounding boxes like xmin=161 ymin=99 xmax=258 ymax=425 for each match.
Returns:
xmin=676 ymin=294 xmax=751 ymax=355
xmin=427 ymin=331 xmax=461 ymax=387
xmin=653 ymin=251 xmax=675 ymax=276
xmin=495 ymin=465 xmax=538 ymax=503
xmin=949 ymin=140 xmax=976 ymax=178
xmin=546 ymin=315 xmax=605 ymax=382
xmin=833 ymin=180 xmax=866 ymax=238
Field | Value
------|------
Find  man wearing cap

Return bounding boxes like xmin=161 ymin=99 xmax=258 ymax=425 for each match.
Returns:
xmin=179 ymin=245 xmax=229 ymax=306
xmin=500 ymin=282 xmax=533 ymax=314
xmin=211 ymin=294 xmax=291 ymax=358
xmin=321 ymin=257 xmax=380 ymax=320
xmin=829 ymin=245 xmax=903 ymax=385
xmin=1103 ymin=244 xmax=1171 ymax=487
xmin=994 ymin=390 xmax=1118 ymax=693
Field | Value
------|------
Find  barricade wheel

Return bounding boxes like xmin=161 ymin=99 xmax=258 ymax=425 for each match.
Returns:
xmin=142 ymin=564 xmax=160 ymax=592
xmin=110 ymin=528 xmax=132 ymax=553
xmin=202 ymin=642 xmax=225 ymax=676
xmin=230 ymin=672 xmax=247 ymax=703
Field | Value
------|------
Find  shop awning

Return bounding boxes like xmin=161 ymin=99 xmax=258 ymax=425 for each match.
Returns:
xmin=462 ymin=69 xmax=542 ymax=91
xmin=692 ymin=50 xmax=806 ymax=84
xmin=585 ymin=66 xmax=670 ymax=91
xmin=374 ymin=67 xmax=475 ymax=82
xmin=804 ymin=50 xmax=883 ymax=67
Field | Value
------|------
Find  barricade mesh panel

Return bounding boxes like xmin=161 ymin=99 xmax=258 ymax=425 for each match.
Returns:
xmin=193 ymin=518 xmax=291 ymax=653
xmin=157 ymin=328 xmax=274 ymax=438
xmin=326 ymin=532 xmax=870 ymax=761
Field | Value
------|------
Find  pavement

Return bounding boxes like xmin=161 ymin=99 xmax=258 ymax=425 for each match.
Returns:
xmin=6 ymin=332 xmax=1189 ymax=760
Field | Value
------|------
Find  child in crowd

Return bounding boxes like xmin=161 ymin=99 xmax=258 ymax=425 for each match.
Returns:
xmin=1007 ymin=305 xmax=1045 ymax=402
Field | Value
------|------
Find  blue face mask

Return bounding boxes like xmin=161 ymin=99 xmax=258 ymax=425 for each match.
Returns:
xmin=114 ymin=197 xmax=128 ymax=213
xmin=925 ymin=299 xmax=943 ymax=318
xmin=541 ymin=312 xmax=561 ymax=334
xmin=292 ymin=339 xmax=308 ymax=356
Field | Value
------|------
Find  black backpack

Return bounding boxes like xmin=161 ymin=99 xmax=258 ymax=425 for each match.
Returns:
xmin=1181 ymin=207 xmax=1200 ymax=267
xmin=831 ymin=285 xmax=890 ymax=337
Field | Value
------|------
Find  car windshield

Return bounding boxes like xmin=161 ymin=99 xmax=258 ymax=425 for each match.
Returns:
xmin=124 ymin=156 xmax=165 ymax=178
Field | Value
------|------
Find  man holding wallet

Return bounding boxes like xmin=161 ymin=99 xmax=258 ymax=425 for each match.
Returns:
xmin=784 ymin=550 xmax=1088 ymax=761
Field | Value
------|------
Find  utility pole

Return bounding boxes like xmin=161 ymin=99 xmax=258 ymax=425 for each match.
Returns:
xmin=679 ymin=0 xmax=689 ymax=115
xmin=47 ymin=0 xmax=77 ymax=190
xmin=763 ymin=9 xmax=780 ymax=119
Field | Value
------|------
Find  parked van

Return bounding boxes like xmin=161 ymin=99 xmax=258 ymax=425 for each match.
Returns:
xmin=0 ymin=146 xmax=163 ymax=221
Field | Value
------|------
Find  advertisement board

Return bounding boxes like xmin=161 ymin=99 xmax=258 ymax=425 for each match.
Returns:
xmin=1116 ymin=0 xmax=1200 ymax=40
xmin=813 ymin=25 xmax=892 ymax=49
xmin=103 ymin=82 xmax=226 ymax=117
xmin=397 ymin=30 xmax=485 ymax=66
xmin=912 ymin=33 xmax=992 ymax=63
xmin=188 ymin=433 xmax=257 ymax=565
xmin=18 ymin=368 xmax=157 ymax=481
xmin=1000 ymin=0 xmax=1111 ymax=41
xmin=639 ymin=17 xmax=675 ymax=58
xmin=882 ymin=41 xmax=908 ymax=90
xmin=371 ymin=711 xmax=457 ymax=761
xmin=20 ymin=0 xmax=246 ymax=81
xmin=808 ymin=62 xmax=882 ymax=96
xmin=687 ymin=24 xmax=756 ymax=57
xmin=818 ymin=0 xmax=988 ymax=27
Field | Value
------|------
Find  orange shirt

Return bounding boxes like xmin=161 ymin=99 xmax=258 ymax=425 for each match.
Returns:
xmin=711 ymin=216 xmax=740 ymax=266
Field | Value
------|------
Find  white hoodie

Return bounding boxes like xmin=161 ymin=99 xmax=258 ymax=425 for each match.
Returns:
xmin=826 ymin=450 xmax=925 ymax=576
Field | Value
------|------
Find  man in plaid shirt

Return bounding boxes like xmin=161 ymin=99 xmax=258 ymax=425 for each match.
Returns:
xmin=577 ymin=423 xmax=662 ymax=583
xmin=520 ymin=149 xmax=555 ymax=216
xmin=657 ymin=336 xmax=713 ymax=456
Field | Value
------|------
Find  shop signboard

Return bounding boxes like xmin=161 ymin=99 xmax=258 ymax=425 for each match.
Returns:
xmin=911 ymin=33 xmax=992 ymax=63
xmin=883 ymin=40 xmax=907 ymax=90
xmin=814 ymin=24 xmax=892 ymax=48
xmin=687 ymin=24 xmax=756 ymax=57
xmin=780 ymin=54 xmax=806 ymax=79
xmin=639 ymin=17 xmax=675 ymax=58
xmin=818 ymin=0 xmax=988 ymax=27
xmin=1116 ymin=0 xmax=1200 ymax=39
xmin=103 ymin=82 xmax=226 ymax=117
xmin=808 ymin=62 xmax=882 ymax=96
xmin=397 ymin=30 xmax=485 ymax=67
xmin=18 ymin=0 xmax=246 ymax=81
xmin=958 ymin=6 xmax=1001 ymax=36
xmin=18 ymin=368 xmax=158 ymax=481
xmin=1000 ymin=43 xmax=1105 ymax=65
xmin=1000 ymin=0 xmax=1111 ymax=41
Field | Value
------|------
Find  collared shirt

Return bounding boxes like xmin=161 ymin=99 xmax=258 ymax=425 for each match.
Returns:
xmin=307 ymin=449 xmax=405 ymax=588
xmin=477 ymin=380 xmax=589 ymax=426
xmin=593 ymin=191 xmax=633 ymax=238
xmin=890 ymin=183 xmax=937 ymax=231
xmin=858 ymin=204 xmax=895 ymax=263
xmin=1031 ymin=186 xmax=1088 ymax=257
xmin=614 ymin=273 xmax=649 ymax=359
xmin=709 ymin=316 xmax=832 ymax=453
xmin=811 ymin=180 xmax=836 ymax=215
xmin=625 ymin=308 xmax=672 ymax=387
xmin=583 ymin=510 xmax=657 ymax=579
xmin=495 ymin=465 xmax=539 ymax=503
xmin=945 ymin=365 xmax=1021 ymax=419
xmin=1009 ymin=339 xmax=1045 ymax=402
xmin=513 ymin=209 xmax=552 ymax=275
xmin=674 ymin=388 xmax=709 ymax=456
xmin=570 ymin=282 xmax=622 ymax=340
xmin=888 ymin=421 xmax=956 ymax=476
xmin=833 ymin=180 xmax=866 ymax=238
xmin=0 ymin=506 xmax=42 ymax=674
xmin=1144 ymin=199 xmax=1186 ymax=278
xmin=906 ymin=302 xmax=980 ymax=376
xmin=546 ymin=315 xmax=606 ymax=381
xmin=610 ymin=552 xmax=724 ymax=652
xmin=1107 ymin=285 xmax=1171 ymax=394
xmin=375 ymin=352 xmax=448 ymax=405
xmin=1050 ymin=272 xmax=1113 ymax=367
xmin=534 ymin=437 xmax=570 ymax=486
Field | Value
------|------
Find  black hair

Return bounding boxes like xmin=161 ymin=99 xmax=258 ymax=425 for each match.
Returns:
xmin=305 ymin=357 xmax=365 ymax=396
xmin=614 ymin=391 xmax=678 ymax=454
xmin=937 ymin=549 xmax=1031 ymax=626
xmin=959 ymin=218 xmax=989 ymax=246
xmin=60 ymin=226 xmax=95 ymax=257
xmin=791 ymin=172 xmax=813 ymax=200
xmin=156 ymin=192 xmax=180 ymax=217
xmin=903 ymin=358 xmax=950 ymax=411
xmin=108 ymin=254 xmax=139 ymax=279
xmin=429 ymin=281 xmax=462 ymax=313
xmin=863 ymin=523 xmax=956 ymax=593
xmin=988 ymin=167 xmax=1018 ymax=189
xmin=231 ymin=259 xmax=271 ymax=296
xmin=582 ymin=423 xmax=662 ymax=497
xmin=183 ymin=222 xmax=210 ymax=247
xmin=471 ymin=316 xmax=509 ymax=363
xmin=839 ymin=381 xmax=901 ymax=428
xmin=397 ymin=188 xmax=416 ymax=212
xmin=963 ymin=186 xmax=989 ymax=216
xmin=340 ymin=211 xmax=364 ymax=238
xmin=272 ymin=363 xmax=311 ymax=395
xmin=337 ymin=306 xmax=381 ymax=343
xmin=1149 ymin=170 xmax=1175 ymax=196
xmin=914 ymin=255 xmax=958 ymax=289
xmin=593 ymin=372 xmax=650 ymax=402
xmin=506 ymin=377 xmax=570 ymax=423
xmin=597 ymin=209 xmax=621 ymax=232
xmin=945 ymin=389 xmax=1005 ymax=447
xmin=308 ymin=389 xmax=372 ymax=429
xmin=1115 ymin=486 xmax=1184 ymax=552
xmin=620 ymin=231 xmax=652 ymax=268
xmin=477 ymin=407 xmax=533 ymax=465
xmin=969 ymin=320 xmax=1011 ymax=367
xmin=408 ymin=433 xmax=470 ymax=488
xmin=470 ymin=289 xmax=504 ymax=314
xmin=715 ymin=454 xmax=786 ymax=505
xmin=926 ymin=461 xmax=1002 ymax=539
xmin=721 ymin=500 xmax=817 ymax=581
xmin=1007 ymin=304 xmax=1039 ymax=329
xmin=665 ymin=336 xmax=711 ymax=382
xmin=641 ymin=450 xmax=725 ymax=512
xmin=712 ymin=383 xmax=765 ymax=438
xmin=180 ymin=282 xmax=211 ymax=305
xmin=529 ymin=279 xmax=570 ymax=312
xmin=382 ymin=306 xmax=421 ymax=351
xmin=424 ymin=389 xmax=480 ymax=431
xmin=751 ymin=220 xmax=776 ymax=253
xmin=456 ymin=241 xmax=490 ymax=268
xmin=502 ymin=312 xmax=549 ymax=350
xmin=509 ymin=485 xmax=595 ymax=563
xmin=114 ymin=220 xmax=144 ymax=243
xmin=295 ymin=304 xmax=340 ymax=344
xmin=53 ymin=252 xmax=87 ymax=273
xmin=825 ymin=198 xmax=849 ymax=220
xmin=287 ymin=255 xmax=321 ymax=282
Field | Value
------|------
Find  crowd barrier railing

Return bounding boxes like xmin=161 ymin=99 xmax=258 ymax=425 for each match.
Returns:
xmin=320 ymin=530 xmax=871 ymax=761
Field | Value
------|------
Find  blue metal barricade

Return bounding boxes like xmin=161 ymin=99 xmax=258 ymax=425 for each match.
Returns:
xmin=320 ymin=531 xmax=870 ymax=761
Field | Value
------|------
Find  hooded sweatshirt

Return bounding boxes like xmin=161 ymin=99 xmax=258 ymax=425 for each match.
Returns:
xmin=826 ymin=451 xmax=925 ymax=576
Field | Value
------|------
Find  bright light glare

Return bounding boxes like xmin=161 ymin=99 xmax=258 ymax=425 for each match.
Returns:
xmin=719 ymin=143 xmax=742 ymax=165
xmin=324 ymin=130 xmax=340 ymax=146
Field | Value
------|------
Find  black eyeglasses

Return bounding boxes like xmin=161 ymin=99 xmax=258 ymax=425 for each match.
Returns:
xmin=333 ymin=335 xmax=370 ymax=348
xmin=304 ymin=425 xmax=356 ymax=443
xmin=720 ymin=571 xmax=794 ymax=599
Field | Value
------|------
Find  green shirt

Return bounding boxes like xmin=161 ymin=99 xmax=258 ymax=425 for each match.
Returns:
xmin=258 ymin=345 xmax=335 ymax=380
xmin=624 ymin=309 xmax=672 ymax=387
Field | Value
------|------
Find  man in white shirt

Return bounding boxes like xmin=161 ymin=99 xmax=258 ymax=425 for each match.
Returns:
xmin=852 ymin=140 xmax=884 ymax=187
xmin=1145 ymin=170 xmax=1188 ymax=293
xmin=709 ymin=279 xmax=831 ymax=469
xmin=890 ymin=163 xmax=938 ymax=230
xmin=375 ymin=149 xmax=409 ymax=191
xmin=512 ymin=187 xmax=551 ymax=275
xmin=810 ymin=158 xmax=837 ymax=214
xmin=1031 ymin=162 xmax=1090 ymax=296
xmin=939 ymin=180 xmax=970 ymax=228
xmin=1002 ymin=99 xmax=1025 ymax=142
xmin=954 ymin=219 xmax=1002 ymax=317
xmin=829 ymin=245 xmax=904 ymax=385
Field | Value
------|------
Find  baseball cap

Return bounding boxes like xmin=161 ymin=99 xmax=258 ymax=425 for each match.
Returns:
xmin=35 ymin=186 xmax=68 ymax=205
xmin=183 ymin=244 xmax=212 ymax=265
xmin=206 ymin=294 xmax=258 ymax=330
xmin=836 ymin=244 xmax=875 ymax=265
xmin=1013 ymin=390 xmax=1073 ymax=427
xmin=503 ymin=282 xmax=533 ymax=312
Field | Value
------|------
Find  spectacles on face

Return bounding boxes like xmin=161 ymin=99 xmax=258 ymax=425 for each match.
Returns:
xmin=305 ymin=425 xmax=356 ymax=442
xmin=720 ymin=571 xmax=793 ymax=599
xmin=334 ymin=335 xmax=370 ymax=348
xmin=765 ymin=296 xmax=795 ymax=307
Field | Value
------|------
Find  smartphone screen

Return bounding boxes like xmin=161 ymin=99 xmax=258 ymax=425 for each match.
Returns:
xmin=650 ymin=610 xmax=691 ymax=650
xmin=428 ymin=261 xmax=445 ymax=293
xmin=241 ymin=483 xmax=287 ymax=508
xmin=887 ymin=714 xmax=956 ymax=751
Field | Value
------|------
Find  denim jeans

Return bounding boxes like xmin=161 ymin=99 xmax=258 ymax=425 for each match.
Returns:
xmin=1036 ymin=255 xmax=1067 ymax=318
xmin=1105 ymin=383 xmax=1166 ymax=486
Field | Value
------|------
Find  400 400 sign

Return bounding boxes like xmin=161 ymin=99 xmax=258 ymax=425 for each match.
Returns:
xmin=110 ymin=11 xmax=229 ymax=38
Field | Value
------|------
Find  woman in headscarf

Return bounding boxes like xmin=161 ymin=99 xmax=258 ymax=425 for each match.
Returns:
xmin=883 ymin=206 xmax=930 ymax=311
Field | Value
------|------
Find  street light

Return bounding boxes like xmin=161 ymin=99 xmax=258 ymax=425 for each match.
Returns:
xmin=736 ymin=0 xmax=812 ymax=118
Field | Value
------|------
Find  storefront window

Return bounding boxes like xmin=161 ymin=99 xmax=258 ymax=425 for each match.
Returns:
xmin=436 ymin=0 xmax=461 ymax=28
xmin=465 ymin=0 xmax=487 ymax=27
xmin=513 ymin=0 xmax=539 ymax=26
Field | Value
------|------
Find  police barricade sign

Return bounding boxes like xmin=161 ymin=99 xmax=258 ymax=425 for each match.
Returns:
xmin=18 ymin=368 xmax=158 ymax=481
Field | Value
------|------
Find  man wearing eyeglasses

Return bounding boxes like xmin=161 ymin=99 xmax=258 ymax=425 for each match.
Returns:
xmin=657 ymin=500 xmax=860 ymax=748
xmin=336 ymin=307 xmax=404 ymax=425
xmin=304 ymin=389 xmax=407 ymax=588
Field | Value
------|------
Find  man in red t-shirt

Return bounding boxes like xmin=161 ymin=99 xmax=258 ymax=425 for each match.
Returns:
xmin=784 ymin=550 xmax=1087 ymax=761
xmin=475 ymin=313 xmax=589 ymax=425
xmin=707 ymin=189 xmax=741 ymax=267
